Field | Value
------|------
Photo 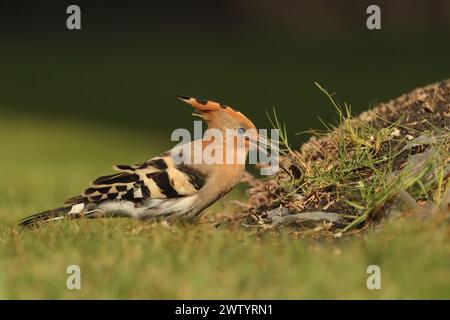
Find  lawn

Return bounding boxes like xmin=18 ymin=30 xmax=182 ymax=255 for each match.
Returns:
xmin=1 ymin=114 xmax=450 ymax=299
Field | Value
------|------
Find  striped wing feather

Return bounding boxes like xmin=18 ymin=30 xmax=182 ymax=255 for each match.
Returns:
xmin=64 ymin=154 xmax=207 ymax=205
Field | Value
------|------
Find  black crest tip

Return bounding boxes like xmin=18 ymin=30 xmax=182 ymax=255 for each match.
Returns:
xmin=175 ymin=94 xmax=191 ymax=101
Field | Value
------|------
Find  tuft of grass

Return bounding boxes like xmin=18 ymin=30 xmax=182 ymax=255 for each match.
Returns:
xmin=246 ymin=83 xmax=450 ymax=235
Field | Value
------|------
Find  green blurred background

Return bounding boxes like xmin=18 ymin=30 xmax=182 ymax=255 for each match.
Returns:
xmin=1 ymin=0 xmax=450 ymax=299
xmin=2 ymin=0 xmax=449 ymax=148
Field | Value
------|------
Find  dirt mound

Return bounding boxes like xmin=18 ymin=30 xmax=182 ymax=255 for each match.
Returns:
xmin=238 ymin=79 xmax=450 ymax=235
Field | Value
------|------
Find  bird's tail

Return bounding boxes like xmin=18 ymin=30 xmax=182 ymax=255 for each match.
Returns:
xmin=19 ymin=206 xmax=78 ymax=228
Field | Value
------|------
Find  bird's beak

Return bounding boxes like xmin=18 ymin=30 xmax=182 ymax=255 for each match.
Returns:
xmin=245 ymin=130 xmax=259 ymax=151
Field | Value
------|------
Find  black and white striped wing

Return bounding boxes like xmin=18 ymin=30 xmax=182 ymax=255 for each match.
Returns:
xmin=65 ymin=154 xmax=207 ymax=205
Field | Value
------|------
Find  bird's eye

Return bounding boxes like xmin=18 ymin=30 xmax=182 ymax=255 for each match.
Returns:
xmin=236 ymin=127 xmax=246 ymax=135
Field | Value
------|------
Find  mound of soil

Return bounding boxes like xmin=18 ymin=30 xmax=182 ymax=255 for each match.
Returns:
xmin=238 ymin=79 xmax=450 ymax=234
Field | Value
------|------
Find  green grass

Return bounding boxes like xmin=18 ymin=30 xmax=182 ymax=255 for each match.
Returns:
xmin=1 ymin=115 xmax=450 ymax=299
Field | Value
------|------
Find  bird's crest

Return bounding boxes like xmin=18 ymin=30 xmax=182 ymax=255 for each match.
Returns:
xmin=176 ymin=94 xmax=255 ymax=130
xmin=176 ymin=95 xmax=227 ymax=111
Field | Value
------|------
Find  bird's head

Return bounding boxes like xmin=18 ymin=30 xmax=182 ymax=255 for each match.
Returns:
xmin=177 ymin=95 xmax=258 ymax=149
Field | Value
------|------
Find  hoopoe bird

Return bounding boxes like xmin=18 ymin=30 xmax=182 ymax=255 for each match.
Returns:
xmin=19 ymin=96 xmax=257 ymax=227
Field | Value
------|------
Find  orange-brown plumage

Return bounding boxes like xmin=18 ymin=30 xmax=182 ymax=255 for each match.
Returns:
xmin=19 ymin=95 xmax=257 ymax=227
